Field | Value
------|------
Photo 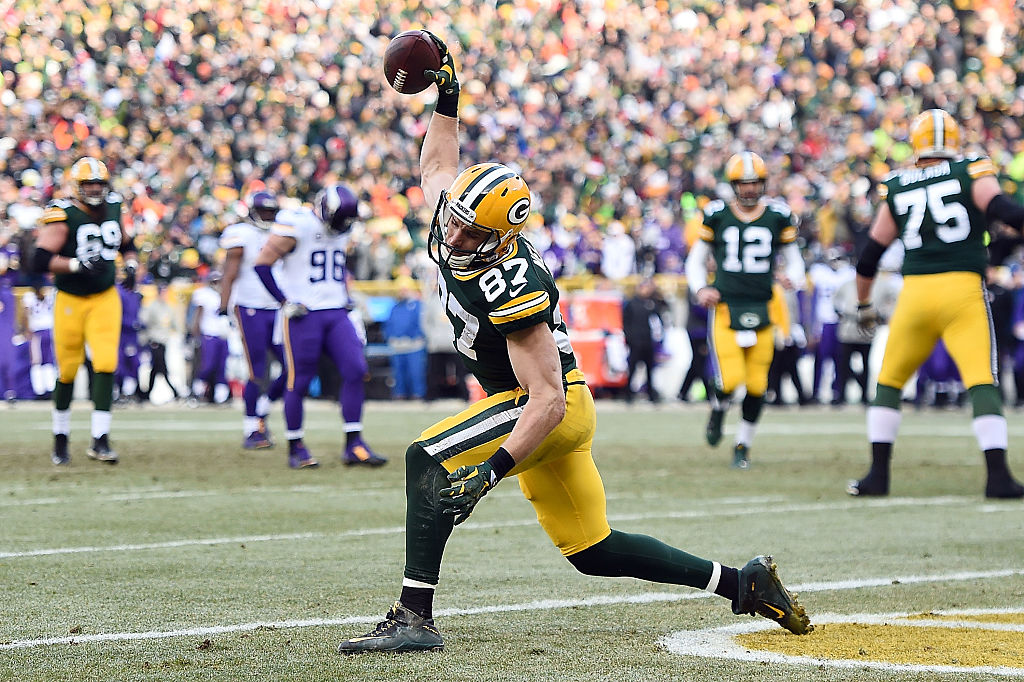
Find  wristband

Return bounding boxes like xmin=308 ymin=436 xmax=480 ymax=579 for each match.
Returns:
xmin=435 ymin=92 xmax=459 ymax=118
xmin=68 ymin=258 xmax=81 ymax=273
xmin=485 ymin=447 xmax=516 ymax=482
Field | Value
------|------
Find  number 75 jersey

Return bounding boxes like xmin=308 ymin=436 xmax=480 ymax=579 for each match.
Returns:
xmin=699 ymin=199 xmax=798 ymax=304
xmin=878 ymin=156 xmax=994 ymax=277
xmin=271 ymin=207 xmax=349 ymax=310
xmin=438 ymin=236 xmax=577 ymax=395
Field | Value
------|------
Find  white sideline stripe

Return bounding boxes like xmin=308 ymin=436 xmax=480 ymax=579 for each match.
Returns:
xmin=0 ymin=482 xmax=400 ymax=508
xmin=660 ymin=608 xmax=1024 ymax=677
xmin=4 ymin=569 xmax=1024 ymax=651
xmin=0 ymin=495 xmax=978 ymax=559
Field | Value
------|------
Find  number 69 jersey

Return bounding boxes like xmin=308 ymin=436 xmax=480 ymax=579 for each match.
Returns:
xmin=878 ymin=156 xmax=995 ymax=277
xmin=271 ymin=207 xmax=349 ymax=310
xmin=438 ymin=237 xmax=577 ymax=396
xmin=699 ymin=199 xmax=797 ymax=304
xmin=41 ymin=193 xmax=123 ymax=296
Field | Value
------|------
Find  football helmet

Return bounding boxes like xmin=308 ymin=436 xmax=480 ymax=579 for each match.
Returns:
xmin=910 ymin=109 xmax=960 ymax=160
xmin=428 ymin=162 xmax=532 ymax=271
xmin=314 ymin=184 xmax=358 ymax=234
xmin=69 ymin=157 xmax=110 ymax=207
xmin=725 ymin=152 xmax=767 ymax=208
xmin=246 ymin=190 xmax=279 ymax=229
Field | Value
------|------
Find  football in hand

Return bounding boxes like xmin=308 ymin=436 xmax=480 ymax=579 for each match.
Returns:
xmin=383 ymin=30 xmax=442 ymax=95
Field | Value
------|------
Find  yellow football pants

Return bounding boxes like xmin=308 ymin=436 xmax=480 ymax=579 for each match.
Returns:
xmin=416 ymin=368 xmax=611 ymax=556
xmin=708 ymin=303 xmax=775 ymax=396
xmin=878 ymin=272 xmax=996 ymax=390
xmin=54 ymin=287 xmax=122 ymax=382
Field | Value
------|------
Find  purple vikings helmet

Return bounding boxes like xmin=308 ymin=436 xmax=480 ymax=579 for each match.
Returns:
xmin=246 ymin=190 xmax=280 ymax=228
xmin=314 ymin=184 xmax=359 ymax=234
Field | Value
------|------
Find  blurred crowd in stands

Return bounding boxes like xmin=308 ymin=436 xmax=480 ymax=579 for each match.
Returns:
xmin=3 ymin=0 xmax=1024 ymax=409
xmin=2 ymin=0 xmax=1024 ymax=285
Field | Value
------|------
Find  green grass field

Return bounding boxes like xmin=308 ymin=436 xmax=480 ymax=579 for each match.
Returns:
xmin=2 ymin=400 xmax=1023 ymax=681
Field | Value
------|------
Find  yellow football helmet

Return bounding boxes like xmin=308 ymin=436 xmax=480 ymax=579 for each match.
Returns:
xmin=909 ymin=109 xmax=960 ymax=160
xmin=69 ymin=156 xmax=110 ymax=206
xmin=429 ymin=162 xmax=532 ymax=271
xmin=724 ymin=152 xmax=767 ymax=207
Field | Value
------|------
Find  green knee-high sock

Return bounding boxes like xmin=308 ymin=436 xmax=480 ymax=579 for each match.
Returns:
xmin=403 ymin=443 xmax=455 ymax=586
xmin=91 ymin=373 xmax=114 ymax=412
xmin=567 ymin=529 xmax=716 ymax=590
xmin=54 ymin=381 xmax=74 ymax=411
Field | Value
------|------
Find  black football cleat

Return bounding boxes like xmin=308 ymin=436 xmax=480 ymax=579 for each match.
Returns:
xmin=86 ymin=434 xmax=119 ymax=464
xmin=732 ymin=444 xmax=750 ymax=469
xmin=985 ymin=476 xmax=1024 ymax=499
xmin=51 ymin=434 xmax=70 ymax=466
xmin=337 ymin=602 xmax=444 ymax=654
xmin=733 ymin=555 xmax=812 ymax=635
xmin=705 ymin=408 xmax=725 ymax=447
xmin=846 ymin=474 xmax=888 ymax=497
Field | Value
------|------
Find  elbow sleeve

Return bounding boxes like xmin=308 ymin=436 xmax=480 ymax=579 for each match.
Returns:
xmin=32 ymin=247 xmax=55 ymax=274
xmin=986 ymin=193 xmax=1024 ymax=231
xmin=855 ymin=238 xmax=887 ymax=279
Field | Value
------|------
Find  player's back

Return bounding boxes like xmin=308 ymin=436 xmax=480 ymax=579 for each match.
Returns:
xmin=273 ymin=207 xmax=349 ymax=310
xmin=880 ymin=157 xmax=994 ymax=276
xmin=220 ymin=221 xmax=280 ymax=310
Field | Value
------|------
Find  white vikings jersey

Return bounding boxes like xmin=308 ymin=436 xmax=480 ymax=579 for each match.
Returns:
xmin=22 ymin=289 xmax=55 ymax=332
xmin=809 ymin=262 xmax=854 ymax=326
xmin=192 ymin=285 xmax=230 ymax=337
xmin=220 ymin=221 xmax=281 ymax=310
xmin=272 ymin=207 xmax=349 ymax=310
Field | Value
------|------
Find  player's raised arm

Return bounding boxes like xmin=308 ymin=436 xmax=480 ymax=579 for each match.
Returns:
xmin=419 ymin=31 xmax=460 ymax=209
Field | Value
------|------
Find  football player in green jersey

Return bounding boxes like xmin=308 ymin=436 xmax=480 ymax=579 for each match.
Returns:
xmin=850 ymin=109 xmax=1024 ymax=499
xmin=33 ymin=157 xmax=137 ymax=465
xmin=337 ymin=32 xmax=810 ymax=655
xmin=685 ymin=152 xmax=806 ymax=469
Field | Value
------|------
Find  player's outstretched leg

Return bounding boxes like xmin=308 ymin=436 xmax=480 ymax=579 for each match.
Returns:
xmin=732 ymin=555 xmax=812 ymax=635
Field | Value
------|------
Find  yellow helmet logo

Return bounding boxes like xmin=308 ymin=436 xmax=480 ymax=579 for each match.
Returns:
xmin=910 ymin=109 xmax=960 ymax=160
xmin=429 ymin=162 xmax=532 ymax=271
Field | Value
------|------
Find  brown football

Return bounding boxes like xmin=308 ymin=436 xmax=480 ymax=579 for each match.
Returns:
xmin=383 ymin=30 xmax=442 ymax=95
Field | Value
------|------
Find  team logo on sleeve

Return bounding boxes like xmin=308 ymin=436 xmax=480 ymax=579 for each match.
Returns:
xmin=507 ymin=198 xmax=531 ymax=225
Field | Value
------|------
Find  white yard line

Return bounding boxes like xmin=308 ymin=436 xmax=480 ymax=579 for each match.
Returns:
xmin=660 ymin=608 xmax=1024 ymax=677
xmin=3 ymin=570 xmax=1023 ymax=651
xmin=0 ymin=495 xmax=984 ymax=559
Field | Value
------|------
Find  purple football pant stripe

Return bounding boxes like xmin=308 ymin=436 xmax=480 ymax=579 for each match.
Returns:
xmin=283 ymin=308 xmax=367 ymax=432
xmin=236 ymin=307 xmax=283 ymax=417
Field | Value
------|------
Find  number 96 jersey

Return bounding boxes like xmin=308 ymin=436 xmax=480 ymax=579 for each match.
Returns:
xmin=272 ymin=207 xmax=349 ymax=310
xmin=439 ymin=236 xmax=577 ymax=395
xmin=699 ymin=199 xmax=797 ymax=305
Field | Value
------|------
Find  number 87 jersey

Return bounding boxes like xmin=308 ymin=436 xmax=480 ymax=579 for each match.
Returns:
xmin=438 ymin=237 xmax=577 ymax=396
xmin=272 ymin=207 xmax=350 ymax=310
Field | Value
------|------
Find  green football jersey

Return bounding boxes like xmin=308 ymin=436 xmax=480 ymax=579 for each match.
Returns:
xmin=438 ymin=236 xmax=577 ymax=395
xmin=41 ymin=194 xmax=123 ymax=296
xmin=699 ymin=199 xmax=798 ymax=303
xmin=879 ymin=157 xmax=996 ymax=276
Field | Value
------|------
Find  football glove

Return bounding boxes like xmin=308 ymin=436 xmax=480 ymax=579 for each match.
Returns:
xmin=856 ymin=301 xmax=879 ymax=333
xmin=71 ymin=252 xmax=106 ymax=275
xmin=439 ymin=462 xmax=497 ymax=525
xmin=422 ymin=31 xmax=460 ymax=98
xmin=282 ymin=301 xmax=309 ymax=319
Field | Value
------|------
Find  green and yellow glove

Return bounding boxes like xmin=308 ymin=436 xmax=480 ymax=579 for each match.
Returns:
xmin=439 ymin=462 xmax=496 ymax=526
